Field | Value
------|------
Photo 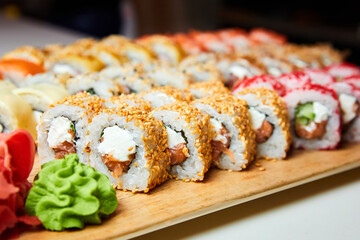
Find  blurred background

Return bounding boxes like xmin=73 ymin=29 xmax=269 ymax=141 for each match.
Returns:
xmin=0 ymin=0 xmax=359 ymax=63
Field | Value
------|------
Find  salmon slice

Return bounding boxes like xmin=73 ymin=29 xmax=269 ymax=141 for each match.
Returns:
xmin=0 ymin=59 xmax=45 ymax=85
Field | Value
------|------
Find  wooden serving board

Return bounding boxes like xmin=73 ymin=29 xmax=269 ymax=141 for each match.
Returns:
xmin=20 ymin=143 xmax=360 ymax=240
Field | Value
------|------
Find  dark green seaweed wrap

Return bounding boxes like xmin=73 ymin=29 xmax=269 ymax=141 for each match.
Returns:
xmin=25 ymin=154 xmax=118 ymax=231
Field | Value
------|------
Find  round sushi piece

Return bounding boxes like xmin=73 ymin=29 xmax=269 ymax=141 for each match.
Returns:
xmin=216 ymin=28 xmax=250 ymax=52
xmin=0 ymin=91 xmax=37 ymax=139
xmin=101 ymin=35 xmax=155 ymax=63
xmin=236 ymin=88 xmax=291 ymax=159
xmin=116 ymin=74 xmax=156 ymax=94
xmin=88 ymin=105 xmax=169 ymax=192
xmin=180 ymin=61 xmax=224 ymax=83
xmin=249 ymin=28 xmax=287 ymax=45
xmin=46 ymin=55 xmax=105 ymax=75
xmin=87 ymin=43 xmax=129 ymax=67
xmin=152 ymin=102 xmax=212 ymax=181
xmin=22 ymin=72 xmax=71 ymax=88
xmin=64 ymin=72 xmax=129 ymax=99
xmin=277 ymin=72 xmax=311 ymax=91
xmin=303 ymin=68 xmax=335 ymax=86
xmin=188 ymin=80 xmax=230 ymax=99
xmin=136 ymin=34 xmax=184 ymax=64
xmin=1 ymin=46 xmax=45 ymax=66
xmin=146 ymin=65 xmax=191 ymax=89
xmin=226 ymin=56 xmax=266 ymax=88
xmin=325 ymin=63 xmax=360 ymax=80
xmin=190 ymin=30 xmax=232 ymax=53
xmin=137 ymin=86 xmax=193 ymax=108
xmin=326 ymin=81 xmax=360 ymax=142
xmin=344 ymin=75 xmax=360 ymax=88
xmin=12 ymin=83 xmax=70 ymax=124
xmin=232 ymin=75 xmax=286 ymax=97
xmin=0 ymin=59 xmax=45 ymax=86
xmin=193 ymin=95 xmax=256 ymax=170
xmin=108 ymin=94 xmax=153 ymax=112
xmin=37 ymin=92 xmax=105 ymax=165
xmin=172 ymin=33 xmax=204 ymax=55
xmin=283 ymin=84 xmax=341 ymax=150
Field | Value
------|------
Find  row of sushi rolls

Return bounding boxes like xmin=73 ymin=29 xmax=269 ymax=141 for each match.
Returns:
xmin=1 ymin=27 xmax=360 ymax=233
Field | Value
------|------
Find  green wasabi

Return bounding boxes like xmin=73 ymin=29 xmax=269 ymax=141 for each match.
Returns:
xmin=25 ymin=154 xmax=118 ymax=231
xmin=295 ymin=102 xmax=315 ymax=126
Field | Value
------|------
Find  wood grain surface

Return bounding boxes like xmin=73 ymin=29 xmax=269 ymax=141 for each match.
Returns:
xmin=21 ymin=143 xmax=360 ymax=240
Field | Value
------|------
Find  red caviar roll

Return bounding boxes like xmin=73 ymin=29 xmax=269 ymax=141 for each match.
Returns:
xmin=283 ymin=84 xmax=341 ymax=150
xmin=277 ymin=72 xmax=311 ymax=91
xmin=216 ymin=28 xmax=250 ymax=51
xmin=232 ymin=75 xmax=286 ymax=97
xmin=190 ymin=31 xmax=232 ymax=53
xmin=303 ymin=68 xmax=335 ymax=86
xmin=344 ymin=75 xmax=360 ymax=88
xmin=325 ymin=63 xmax=360 ymax=80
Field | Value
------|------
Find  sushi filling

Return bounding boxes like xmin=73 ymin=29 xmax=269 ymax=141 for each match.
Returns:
xmin=209 ymin=118 xmax=233 ymax=163
xmin=98 ymin=126 xmax=136 ymax=177
xmin=295 ymin=102 xmax=329 ymax=139
xmin=248 ymin=108 xmax=274 ymax=143
xmin=339 ymin=94 xmax=359 ymax=125
xmin=47 ymin=117 xmax=76 ymax=159
xmin=165 ymin=126 xmax=190 ymax=165
xmin=52 ymin=63 xmax=81 ymax=76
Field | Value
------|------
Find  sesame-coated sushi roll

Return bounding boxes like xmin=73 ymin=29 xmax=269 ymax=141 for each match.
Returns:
xmin=236 ymin=88 xmax=291 ymax=159
xmin=283 ymin=84 xmax=341 ymax=149
xmin=37 ymin=92 xmax=105 ymax=165
xmin=1 ymin=46 xmax=45 ymax=66
xmin=179 ymin=61 xmax=224 ymax=83
xmin=146 ymin=65 xmax=191 ymax=89
xmin=108 ymin=94 xmax=152 ymax=112
xmin=188 ymin=80 xmax=230 ymax=99
xmin=193 ymin=95 xmax=256 ymax=170
xmin=152 ymin=102 xmax=212 ymax=181
xmin=46 ymin=55 xmax=105 ymax=75
xmin=64 ymin=73 xmax=129 ymax=98
xmin=88 ymin=105 xmax=169 ymax=192
xmin=137 ymin=86 xmax=193 ymax=108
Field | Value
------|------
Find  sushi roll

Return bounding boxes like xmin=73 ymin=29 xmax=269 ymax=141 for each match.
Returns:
xmin=0 ymin=59 xmax=45 ymax=86
xmin=101 ymin=35 xmax=155 ymax=63
xmin=193 ymin=95 xmax=256 ymax=170
xmin=137 ymin=86 xmax=193 ymax=108
xmin=12 ymin=83 xmax=70 ymax=124
xmin=283 ymin=84 xmax=341 ymax=149
xmin=303 ymin=68 xmax=335 ymax=86
xmin=1 ymin=46 xmax=45 ymax=66
xmin=172 ymin=33 xmax=204 ymax=55
xmin=236 ymin=88 xmax=291 ymax=159
xmin=216 ymin=28 xmax=250 ymax=52
xmin=88 ymin=105 xmax=169 ymax=192
xmin=64 ymin=73 xmax=129 ymax=99
xmin=23 ymin=72 xmax=71 ymax=88
xmin=108 ymin=94 xmax=153 ymax=112
xmin=248 ymin=28 xmax=287 ymax=45
xmin=188 ymin=80 xmax=230 ymax=99
xmin=179 ymin=61 xmax=224 ymax=83
xmin=232 ymin=75 xmax=286 ymax=97
xmin=326 ymin=81 xmax=360 ymax=142
xmin=344 ymin=75 xmax=360 ymax=88
xmin=190 ymin=31 xmax=232 ymax=53
xmin=136 ymin=34 xmax=184 ymax=64
xmin=325 ymin=63 xmax=360 ymax=80
xmin=277 ymin=72 xmax=311 ymax=91
xmin=0 ymin=91 xmax=37 ymax=139
xmin=146 ymin=65 xmax=191 ymax=89
xmin=37 ymin=92 xmax=105 ymax=165
xmin=46 ymin=55 xmax=105 ymax=75
xmin=152 ymin=102 xmax=212 ymax=181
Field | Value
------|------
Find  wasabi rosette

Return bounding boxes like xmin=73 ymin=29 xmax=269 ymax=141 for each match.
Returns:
xmin=25 ymin=154 xmax=118 ymax=231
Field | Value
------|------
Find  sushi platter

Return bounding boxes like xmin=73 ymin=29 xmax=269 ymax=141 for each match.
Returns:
xmin=19 ymin=143 xmax=360 ymax=240
xmin=1 ymin=24 xmax=360 ymax=240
